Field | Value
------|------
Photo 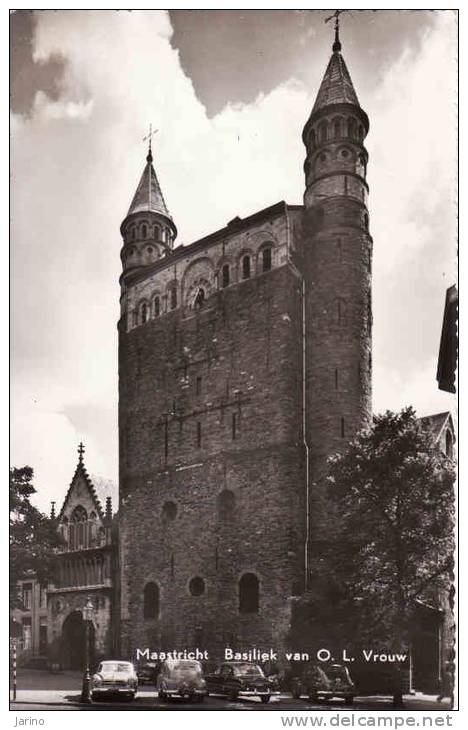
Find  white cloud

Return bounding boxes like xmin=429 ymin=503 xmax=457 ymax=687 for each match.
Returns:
xmin=11 ymin=10 xmax=456 ymax=510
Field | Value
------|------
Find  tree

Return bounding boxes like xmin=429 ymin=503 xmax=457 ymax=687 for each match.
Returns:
xmin=10 ymin=466 xmax=62 ymax=609
xmin=326 ymin=407 xmax=455 ymax=706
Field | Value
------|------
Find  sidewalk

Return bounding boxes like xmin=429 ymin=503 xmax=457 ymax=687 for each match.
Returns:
xmin=10 ymin=687 xmax=158 ymax=708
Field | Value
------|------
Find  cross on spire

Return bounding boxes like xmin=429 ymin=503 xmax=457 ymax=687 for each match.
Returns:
xmin=325 ymin=9 xmax=348 ymax=52
xmin=78 ymin=442 xmax=85 ymax=462
xmin=143 ymin=124 xmax=158 ymax=163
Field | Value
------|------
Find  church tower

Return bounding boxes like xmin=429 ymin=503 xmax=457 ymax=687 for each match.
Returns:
xmin=302 ymin=21 xmax=373 ymax=550
xmin=120 ymin=142 xmax=177 ymax=288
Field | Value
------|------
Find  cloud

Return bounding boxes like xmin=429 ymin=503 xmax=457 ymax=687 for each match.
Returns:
xmin=10 ymin=10 xmax=456 ymax=510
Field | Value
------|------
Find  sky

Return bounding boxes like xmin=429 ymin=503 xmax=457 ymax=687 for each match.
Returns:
xmin=10 ymin=9 xmax=458 ymax=513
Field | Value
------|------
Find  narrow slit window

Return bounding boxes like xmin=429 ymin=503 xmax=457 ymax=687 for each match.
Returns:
xmin=232 ymin=413 xmax=237 ymax=440
xmin=341 ymin=418 xmax=345 ymax=438
xmin=242 ymin=255 xmax=251 ymax=280
xmin=222 ymin=264 xmax=230 ymax=288
xmin=196 ymin=421 xmax=202 ymax=449
xmin=196 ymin=376 xmax=202 ymax=395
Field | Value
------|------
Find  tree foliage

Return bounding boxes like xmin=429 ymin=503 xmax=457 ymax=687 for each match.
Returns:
xmin=326 ymin=407 xmax=455 ymax=648
xmin=10 ymin=466 xmax=62 ymax=608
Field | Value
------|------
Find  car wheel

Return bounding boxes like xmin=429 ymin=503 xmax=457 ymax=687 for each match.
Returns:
xmin=195 ymin=695 xmax=204 ymax=703
xmin=261 ymin=695 xmax=271 ymax=704
xmin=309 ymin=692 xmax=320 ymax=703
xmin=228 ymin=688 xmax=238 ymax=701
xmin=292 ymin=689 xmax=301 ymax=700
xmin=158 ymin=689 xmax=166 ymax=701
xmin=345 ymin=696 xmax=354 ymax=706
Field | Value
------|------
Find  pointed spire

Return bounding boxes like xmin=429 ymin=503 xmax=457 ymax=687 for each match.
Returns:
xmin=311 ymin=51 xmax=360 ymax=115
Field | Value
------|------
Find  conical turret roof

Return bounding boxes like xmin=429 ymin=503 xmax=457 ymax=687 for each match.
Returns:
xmin=127 ymin=149 xmax=174 ymax=225
xmin=311 ymin=50 xmax=361 ymax=115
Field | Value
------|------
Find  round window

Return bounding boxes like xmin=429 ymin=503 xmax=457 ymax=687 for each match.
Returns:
xmin=341 ymin=149 xmax=349 ymax=158
xmin=162 ymin=501 xmax=177 ymax=521
xmin=319 ymin=152 xmax=327 ymax=162
xmin=189 ymin=577 xmax=205 ymax=596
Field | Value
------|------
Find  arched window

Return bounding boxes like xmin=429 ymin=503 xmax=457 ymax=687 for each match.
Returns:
xmin=239 ymin=573 xmax=259 ymax=613
xmin=222 ymin=264 xmax=230 ymax=288
xmin=170 ymin=286 xmax=177 ymax=310
xmin=364 ymin=213 xmax=369 ymax=231
xmin=445 ymin=430 xmax=453 ymax=459
xmin=242 ymin=255 xmax=251 ymax=280
xmin=333 ymin=118 xmax=341 ymax=138
xmin=358 ymin=124 xmax=364 ymax=141
xmin=189 ymin=577 xmax=205 ymax=596
xmin=166 ymin=228 xmax=171 ymax=245
xmin=140 ymin=302 xmax=148 ymax=324
xmin=154 ymin=224 xmax=161 ymax=241
xmin=262 ymin=247 xmax=272 ymax=273
xmin=310 ymin=129 xmax=316 ymax=148
xmin=143 ymin=582 xmax=159 ymax=619
xmin=218 ymin=489 xmax=235 ymax=522
xmin=141 ymin=223 xmax=147 ymax=239
xmin=71 ymin=506 xmax=88 ymax=549
xmin=318 ymin=120 xmax=328 ymax=144
xmin=347 ymin=117 xmax=357 ymax=139
xmin=153 ymin=296 xmax=160 ymax=318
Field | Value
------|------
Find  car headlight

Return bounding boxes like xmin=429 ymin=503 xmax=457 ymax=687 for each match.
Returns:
xmin=199 ymin=679 xmax=206 ymax=688
xmin=92 ymin=675 xmax=102 ymax=686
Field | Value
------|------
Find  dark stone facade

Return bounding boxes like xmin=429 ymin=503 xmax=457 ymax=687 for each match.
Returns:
xmin=117 ymin=44 xmax=372 ymax=660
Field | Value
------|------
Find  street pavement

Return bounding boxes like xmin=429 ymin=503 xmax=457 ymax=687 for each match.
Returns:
xmin=10 ymin=669 xmax=454 ymax=712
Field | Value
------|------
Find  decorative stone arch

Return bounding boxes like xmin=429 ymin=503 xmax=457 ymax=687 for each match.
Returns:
xmin=139 ymin=220 xmax=150 ymax=239
xmin=181 ymin=257 xmax=215 ymax=307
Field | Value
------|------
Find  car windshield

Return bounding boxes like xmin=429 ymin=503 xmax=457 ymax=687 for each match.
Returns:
xmin=99 ymin=662 xmax=132 ymax=673
xmin=326 ymin=666 xmax=349 ymax=681
xmin=233 ymin=664 xmax=264 ymax=677
xmin=170 ymin=662 xmax=202 ymax=675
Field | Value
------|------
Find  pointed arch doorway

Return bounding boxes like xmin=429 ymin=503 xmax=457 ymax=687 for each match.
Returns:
xmin=61 ymin=610 xmax=95 ymax=670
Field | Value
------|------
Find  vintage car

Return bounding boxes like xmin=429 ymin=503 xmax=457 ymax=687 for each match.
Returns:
xmin=291 ymin=663 xmax=355 ymax=705
xmin=156 ymin=658 xmax=207 ymax=702
xmin=136 ymin=660 xmax=160 ymax=685
xmin=91 ymin=660 xmax=138 ymax=701
xmin=205 ymin=661 xmax=274 ymax=702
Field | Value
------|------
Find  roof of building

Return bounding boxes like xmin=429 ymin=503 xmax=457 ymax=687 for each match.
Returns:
xmin=127 ymin=149 xmax=174 ymax=225
xmin=57 ymin=453 xmax=118 ymax=522
xmin=418 ymin=411 xmax=452 ymax=443
xmin=311 ymin=50 xmax=361 ymax=115
xmin=122 ymin=199 xmax=290 ymax=288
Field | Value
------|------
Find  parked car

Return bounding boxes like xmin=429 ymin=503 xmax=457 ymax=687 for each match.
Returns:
xmin=91 ymin=660 xmax=138 ymax=701
xmin=156 ymin=658 xmax=207 ymax=702
xmin=137 ymin=661 xmax=160 ymax=685
xmin=205 ymin=661 xmax=273 ymax=702
xmin=291 ymin=663 xmax=355 ymax=705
